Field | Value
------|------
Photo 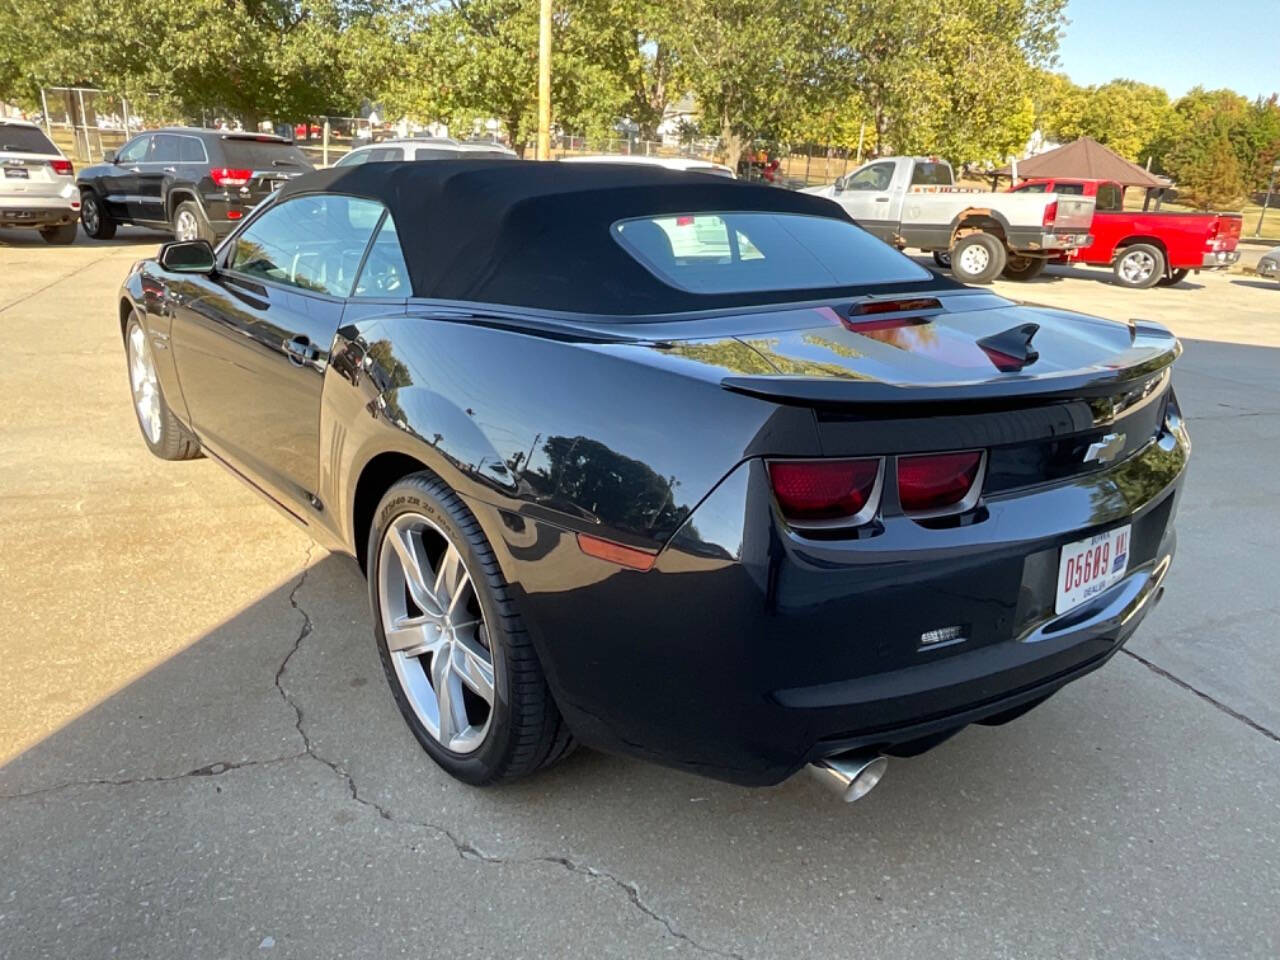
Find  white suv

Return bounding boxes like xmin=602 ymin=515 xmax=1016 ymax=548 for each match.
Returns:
xmin=0 ymin=120 xmax=80 ymax=244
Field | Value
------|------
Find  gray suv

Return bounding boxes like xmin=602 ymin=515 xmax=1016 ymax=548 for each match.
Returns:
xmin=0 ymin=119 xmax=79 ymax=244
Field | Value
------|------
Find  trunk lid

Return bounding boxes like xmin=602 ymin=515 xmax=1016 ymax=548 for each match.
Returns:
xmin=1048 ymin=195 xmax=1095 ymax=231
xmin=0 ymin=152 xmax=70 ymax=198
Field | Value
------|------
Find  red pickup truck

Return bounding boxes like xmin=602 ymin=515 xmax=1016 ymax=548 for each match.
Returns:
xmin=1009 ymin=178 xmax=1242 ymax=288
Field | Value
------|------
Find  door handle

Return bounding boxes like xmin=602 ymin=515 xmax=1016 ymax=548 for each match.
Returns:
xmin=875 ymin=197 xmax=890 ymax=202
xmin=163 ymin=166 xmax=177 ymax=173
xmin=127 ymin=166 xmax=141 ymax=173
xmin=283 ymin=335 xmax=316 ymax=366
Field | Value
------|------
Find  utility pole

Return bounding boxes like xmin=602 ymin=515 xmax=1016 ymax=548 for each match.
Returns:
xmin=536 ymin=0 xmax=552 ymax=160
xmin=1256 ymin=162 xmax=1280 ymax=237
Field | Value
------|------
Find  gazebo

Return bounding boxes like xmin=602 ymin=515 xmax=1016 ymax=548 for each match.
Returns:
xmin=990 ymin=137 xmax=1175 ymax=209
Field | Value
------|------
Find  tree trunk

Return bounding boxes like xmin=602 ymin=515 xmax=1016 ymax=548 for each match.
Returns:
xmin=508 ymin=115 xmax=526 ymax=158
xmin=721 ymin=117 xmax=744 ymax=176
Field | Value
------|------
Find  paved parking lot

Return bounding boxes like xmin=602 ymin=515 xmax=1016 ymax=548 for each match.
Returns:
xmin=1 ymin=227 xmax=1277 ymax=959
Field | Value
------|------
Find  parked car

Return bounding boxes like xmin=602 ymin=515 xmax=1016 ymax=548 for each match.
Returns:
xmin=1258 ymin=246 xmax=1280 ymax=283
xmin=561 ymin=153 xmax=735 ymax=177
xmin=116 ymin=160 xmax=1187 ymax=801
xmin=804 ymin=156 xmax=1096 ymax=283
xmin=1009 ymin=178 xmax=1243 ymax=288
xmin=77 ymin=127 xmax=313 ymax=242
xmin=332 ymin=136 xmax=517 ymax=167
xmin=0 ymin=119 xmax=79 ymax=244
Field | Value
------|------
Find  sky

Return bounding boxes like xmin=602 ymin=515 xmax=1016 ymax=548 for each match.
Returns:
xmin=1057 ymin=0 xmax=1278 ymax=99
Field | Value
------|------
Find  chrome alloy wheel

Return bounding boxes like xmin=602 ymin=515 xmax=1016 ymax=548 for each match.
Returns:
xmin=377 ymin=513 xmax=495 ymax=754
xmin=127 ymin=323 xmax=163 ymax=445
xmin=81 ymin=195 xmax=99 ymax=233
xmin=174 ymin=208 xmax=199 ymax=241
xmin=957 ymin=242 xmax=990 ymax=275
xmin=1119 ymin=249 xmax=1156 ymax=284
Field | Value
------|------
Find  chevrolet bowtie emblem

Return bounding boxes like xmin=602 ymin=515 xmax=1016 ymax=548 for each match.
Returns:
xmin=1084 ymin=432 xmax=1126 ymax=464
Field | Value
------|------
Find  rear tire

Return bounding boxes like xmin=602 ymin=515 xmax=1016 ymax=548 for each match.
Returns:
xmin=950 ymin=232 xmax=1007 ymax=284
xmin=1156 ymin=268 xmax=1189 ymax=287
xmin=932 ymin=250 xmax=951 ymax=269
xmin=1113 ymin=244 xmax=1165 ymax=289
xmin=40 ymin=223 xmax=77 ymax=245
xmin=80 ymin=190 xmax=116 ymax=240
xmin=1001 ymin=255 xmax=1046 ymax=281
xmin=368 ymin=473 xmax=575 ymax=785
xmin=124 ymin=314 xmax=201 ymax=461
xmin=172 ymin=200 xmax=213 ymax=243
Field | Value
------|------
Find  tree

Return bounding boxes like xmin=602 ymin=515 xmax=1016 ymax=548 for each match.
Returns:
xmin=1037 ymin=76 xmax=1175 ymax=163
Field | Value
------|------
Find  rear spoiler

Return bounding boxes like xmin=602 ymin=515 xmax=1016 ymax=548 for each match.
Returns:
xmin=722 ymin=322 xmax=1180 ymax=407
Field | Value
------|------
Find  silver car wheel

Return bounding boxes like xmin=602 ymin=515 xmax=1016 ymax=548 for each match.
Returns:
xmin=958 ymin=243 xmax=989 ymax=275
xmin=127 ymin=323 xmax=162 ymax=445
xmin=1119 ymin=249 xmax=1156 ymax=283
xmin=377 ymin=512 xmax=495 ymax=755
xmin=174 ymin=209 xmax=199 ymax=242
xmin=81 ymin=196 xmax=99 ymax=233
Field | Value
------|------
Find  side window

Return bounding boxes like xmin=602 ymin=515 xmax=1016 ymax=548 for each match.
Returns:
xmin=1016 ymin=182 xmax=1048 ymax=193
xmin=1095 ymin=182 xmax=1123 ymax=211
xmin=117 ymin=136 xmax=151 ymax=164
xmin=150 ymin=135 xmax=180 ymax=163
xmin=1053 ymin=182 xmax=1086 ymax=196
xmin=844 ymin=161 xmax=895 ymax=191
xmin=910 ymin=162 xmax=953 ymax=186
xmin=354 ymin=214 xmax=411 ymax=297
xmin=228 ymin=194 xmax=384 ymax=297
xmin=334 ymin=149 xmax=370 ymax=167
xmin=177 ymin=137 xmax=207 ymax=163
xmin=367 ymin=147 xmax=404 ymax=163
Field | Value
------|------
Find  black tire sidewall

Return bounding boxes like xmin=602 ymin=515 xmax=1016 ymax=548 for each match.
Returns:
xmin=40 ymin=223 xmax=77 ymax=245
xmin=1002 ymin=255 xmax=1046 ymax=281
xmin=80 ymin=190 xmax=115 ymax=239
xmin=174 ymin=201 xmax=213 ymax=243
xmin=367 ymin=477 xmax=519 ymax=785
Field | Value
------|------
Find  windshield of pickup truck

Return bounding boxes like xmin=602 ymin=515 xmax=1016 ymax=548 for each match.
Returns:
xmin=910 ymin=162 xmax=953 ymax=186
xmin=613 ymin=211 xmax=931 ymax=294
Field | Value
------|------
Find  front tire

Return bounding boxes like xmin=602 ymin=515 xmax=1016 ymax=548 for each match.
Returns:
xmin=1001 ymin=255 xmax=1047 ymax=281
xmin=932 ymin=250 xmax=951 ymax=269
xmin=1156 ymin=268 xmax=1189 ymax=287
xmin=80 ymin=190 xmax=116 ymax=240
xmin=124 ymin=314 xmax=201 ymax=460
xmin=40 ymin=223 xmax=78 ymax=245
xmin=1113 ymin=244 xmax=1165 ymax=289
xmin=950 ymin=232 xmax=1007 ymax=284
xmin=368 ymin=473 xmax=574 ymax=785
xmin=172 ymin=200 xmax=213 ymax=242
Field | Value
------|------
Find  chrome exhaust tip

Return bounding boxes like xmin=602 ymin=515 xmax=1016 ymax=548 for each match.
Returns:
xmin=807 ymin=752 xmax=888 ymax=803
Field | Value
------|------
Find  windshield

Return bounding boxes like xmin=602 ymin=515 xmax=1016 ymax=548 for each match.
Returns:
xmin=0 ymin=124 xmax=58 ymax=155
xmin=613 ymin=212 xmax=931 ymax=294
xmin=220 ymin=137 xmax=313 ymax=170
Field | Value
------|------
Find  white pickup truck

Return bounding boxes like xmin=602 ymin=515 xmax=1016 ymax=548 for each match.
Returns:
xmin=803 ymin=156 xmax=1095 ymax=283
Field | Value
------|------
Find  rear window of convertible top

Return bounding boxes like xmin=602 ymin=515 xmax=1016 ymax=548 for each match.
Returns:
xmin=612 ymin=212 xmax=931 ymax=295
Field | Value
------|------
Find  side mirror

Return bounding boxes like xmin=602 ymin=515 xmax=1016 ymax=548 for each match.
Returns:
xmin=158 ymin=239 xmax=216 ymax=274
xmin=833 ymin=176 xmax=845 ymax=193
xmin=104 ymin=150 xmax=117 ymax=163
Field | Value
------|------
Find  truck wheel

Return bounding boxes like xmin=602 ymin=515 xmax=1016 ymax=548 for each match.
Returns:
xmin=1156 ymin=268 xmax=1189 ymax=287
xmin=950 ymin=233 xmax=1006 ymax=284
xmin=1001 ymin=256 xmax=1046 ymax=281
xmin=172 ymin=200 xmax=213 ymax=243
xmin=1113 ymin=244 xmax=1165 ymax=289
xmin=80 ymin=190 xmax=116 ymax=240
xmin=932 ymin=250 xmax=951 ymax=269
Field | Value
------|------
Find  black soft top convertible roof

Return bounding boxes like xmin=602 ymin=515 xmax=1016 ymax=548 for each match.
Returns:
xmin=278 ymin=159 xmax=959 ymax=315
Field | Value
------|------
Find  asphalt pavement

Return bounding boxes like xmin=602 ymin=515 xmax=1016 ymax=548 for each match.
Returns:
xmin=1 ymin=227 xmax=1277 ymax=959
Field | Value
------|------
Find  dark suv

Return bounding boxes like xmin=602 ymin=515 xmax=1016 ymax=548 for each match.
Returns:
xmin=76 ymin=128 xmax=314 ymax=241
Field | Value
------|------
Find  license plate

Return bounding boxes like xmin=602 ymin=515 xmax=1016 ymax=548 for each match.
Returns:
xmin=4 ymin=168 xmax=29 ymax=179
xmin=1055 ymin=525 xmax=1130 ymax=614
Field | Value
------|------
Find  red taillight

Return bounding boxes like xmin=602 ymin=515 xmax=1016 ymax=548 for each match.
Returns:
xmin=49 ymin=158 xmax=73 ymax=176
xmin=210 ymin=168 xmax=252 ymax=187
xmin=898 ymin=451 xmax=982 ymax=513
xmin=1042 ymin=200 xmax=1057 ymax=228
xmin=227 ymin=210 xmax=243 ymax=220
xmin=675 ymin=215 xmax=694 ymax=226
xmin=769 ymin=458 xmax=881 ymax=522
xmin=848 ymin=297 xmax=942 ymax=317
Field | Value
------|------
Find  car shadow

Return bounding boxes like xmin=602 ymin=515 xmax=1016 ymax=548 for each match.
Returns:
xmin=1230 ymin=278 xmax=1278 ymax=291
xmin=0 ymin=225 xmax=170 ymax=247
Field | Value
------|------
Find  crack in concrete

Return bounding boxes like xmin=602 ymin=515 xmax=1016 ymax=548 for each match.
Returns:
xmin=275 ymin=543 xmax=743 ymax=959
xmin=0 ymin=253 xmax=119 ymax=315
xmin=1122 ymin=649 xmax=1280 ymax=744
xmin=0 ymin=754 xmax=304 ymax=801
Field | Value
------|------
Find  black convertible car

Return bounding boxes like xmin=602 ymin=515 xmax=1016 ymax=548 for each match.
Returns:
xmin=117 ymin=161 xmax=1187 ymax=801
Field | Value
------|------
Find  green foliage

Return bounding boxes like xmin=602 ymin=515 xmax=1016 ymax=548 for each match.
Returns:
xmin=1038 ymin=75 xmax=1174 ymax=163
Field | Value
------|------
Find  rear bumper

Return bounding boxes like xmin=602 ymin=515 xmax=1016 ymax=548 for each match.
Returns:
xmin=1257 ymin=257 xmax=1278 ymax=277
xmin=0 ymin=195 xmax=78 ymax=228
xmin=488 ymin=417 xmax=1189 ymax=786
xmin=1201 ymin=250 xmax=1241 ymax=269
